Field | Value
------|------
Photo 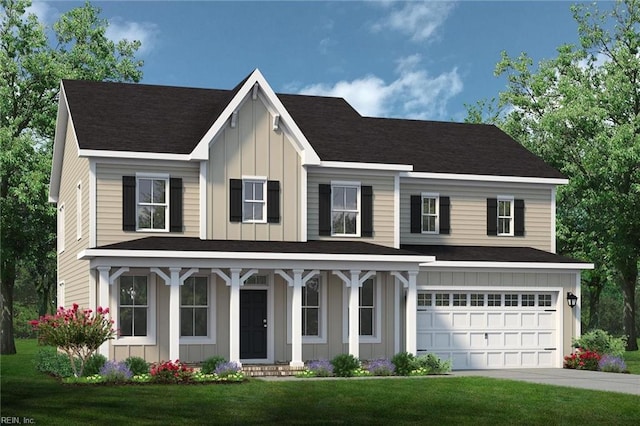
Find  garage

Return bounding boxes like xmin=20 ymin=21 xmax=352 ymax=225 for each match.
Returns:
xmin=417 ymin=290 xmax=561 ymax=369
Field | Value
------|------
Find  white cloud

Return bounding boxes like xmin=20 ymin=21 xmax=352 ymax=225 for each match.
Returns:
xmin=25 ymin=1 xmax=58 ymax=24
xmin=372 ymin=1 xmax=456 ymax=42
xmin=297 ymin=55 xmax=463 ymax=120
xmin=106 ymin=19 xmax=159 ymax=55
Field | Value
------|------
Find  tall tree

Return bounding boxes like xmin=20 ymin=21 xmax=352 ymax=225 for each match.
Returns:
xmin=494 ymin=0 xmax=639 ymax=350
xmin=1 ymin=0 xmax=143 ymax=354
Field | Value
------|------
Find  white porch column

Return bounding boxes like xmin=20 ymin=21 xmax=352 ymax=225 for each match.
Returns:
xmin=97 ymin=266 xmax=111 ymax=357
xmin=168 ymin=267 xmax=181 ymax=361
xmin=405 ymin=271 xmax=418 ymax=355
xmin=348 ymin=270 xmax=361 ymax=359
xmin=229 ymin=268 xmax=242 ymax=367
xmin=290 ymin=269 xmax=304 ymax=368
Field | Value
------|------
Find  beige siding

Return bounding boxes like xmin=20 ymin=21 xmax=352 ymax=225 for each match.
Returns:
xmin=57 ymin=121 xmax=91 ymax=307
xmin=400 ymin=179 xmax=553 ymax=251
xmin=208 ymin=97 xmax=301 ymax=241
xmin=418 ymin=269 xmax=579 ymax=358
xmin=307 ymin=170 xmax=396 ymax=247
xmin=95 ymin=162 xmax=200 ymax=246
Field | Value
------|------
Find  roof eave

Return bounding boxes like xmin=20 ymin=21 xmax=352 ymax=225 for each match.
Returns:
xmin=48 ymin=82 xmax=70 ymax=203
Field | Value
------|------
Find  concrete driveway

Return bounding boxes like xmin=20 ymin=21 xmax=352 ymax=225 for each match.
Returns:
xmin=452 ymin=368 xmax=640 ymax=395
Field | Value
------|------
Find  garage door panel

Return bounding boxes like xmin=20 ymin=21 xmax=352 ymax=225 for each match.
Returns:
xmin=417 ymin=290 xmax=559 ymax=369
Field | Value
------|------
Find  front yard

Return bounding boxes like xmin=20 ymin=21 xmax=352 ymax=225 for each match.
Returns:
xmin=2 ymin=340 xmax=639 ymax=425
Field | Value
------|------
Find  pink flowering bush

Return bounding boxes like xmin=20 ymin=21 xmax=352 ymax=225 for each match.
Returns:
xmin=30 ymin=304 xmax=115 ymax=377
xmin=150 ymin=360 xmax=194 ymax=383
xmin=563 ymin=348 xmax=601 ymax=371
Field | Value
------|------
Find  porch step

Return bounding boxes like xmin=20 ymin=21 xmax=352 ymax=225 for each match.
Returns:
xmin=242 ymin=364 xmax=305 ymax=377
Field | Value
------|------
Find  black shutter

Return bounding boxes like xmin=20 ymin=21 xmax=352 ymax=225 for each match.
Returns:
xmin=487 ymin=198 xmax=498 ymax=236
xmin=122 ymin=176 xmax=136 ymax=231
xmin=169 ymin=178 xmax=183 ymax=232
xmin=514 ymin=199 xmax=525 ymax=236
xmin=410 ymin=195 xmax=422 ymax=233
xmin=361 ymin=186 xmax=373 ymax=237
xmin=267 ymin=180 xmax=280 ymax=223
xmin=439 ymin=196 xmax=450 ymax=235
xmin=319 ymin=184 xmax=331 ymax=236
xmin=229 ymin=179 xmax=243 ymax=222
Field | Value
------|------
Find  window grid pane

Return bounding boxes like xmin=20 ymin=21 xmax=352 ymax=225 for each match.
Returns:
xmin=417 ymin=293 xmax=432 ymax=307
xmin=504 ymin=294 xmax=518 ymax=306
xmin=487 ymin=294 xmax=501 ymax=307
xmin=180 ymin=277 xmax=208 ymax=337
xmin=538 ymin=294 xmax=552 ymax=307
xmin=243 ymin=180 xmax=265 ymax=222
xmin=435 ymin=293 xmax=450 ymax=306
xmin=302 ymin=279 xmax=321 ymax=337
xmin=137 ymin=178 xmax=167 ymax=230
xmin=452 ymin=293 xmax=467 ymax=306
xmin=119 ymin=276 xmax=148 ymax=337
xmin=497 ymin=200 xmax=512 ymax=235
xmin=332 ymin=185 xmax=359 ymax=235
xmin=359 ymin=280 xmax=375 ymax=336
xmin=470 ymin=293 xmax=484 ymax=307
xmin=522 ymin=294 xmax=535 ymax=306
xmin=422 ymin=196 xmax=438 ymax=232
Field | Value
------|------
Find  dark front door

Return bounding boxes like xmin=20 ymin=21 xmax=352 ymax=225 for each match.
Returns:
xmin=240 ymin=290 xmax=267 ymax=359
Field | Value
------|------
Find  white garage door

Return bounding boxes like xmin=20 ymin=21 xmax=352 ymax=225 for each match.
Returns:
xmin=417 ymin=291 xmax=559 ymax=369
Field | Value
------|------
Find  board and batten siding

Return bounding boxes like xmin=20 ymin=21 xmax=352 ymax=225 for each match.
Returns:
xmin=307 ymin=170 xmax=395 ymax=247
xmin=95 ymin=161 xmax=200 ymax=246
xmin=400 ymin=179 xmax=554 ymax=251
xmin=57 ymin=121 xmax=91 ymax=307
xmin=208 ymin=95 xmax=301 ymax=241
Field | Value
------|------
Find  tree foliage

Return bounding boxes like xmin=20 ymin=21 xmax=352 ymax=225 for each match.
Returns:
xmin=490 ymin=0 xmax=639 ymax=350
xmin=0 ymin=0 xmax=143 ymax=354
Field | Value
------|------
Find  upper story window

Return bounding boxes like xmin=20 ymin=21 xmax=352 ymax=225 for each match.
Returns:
xmin=497 ymin=197 xmax=514 ymax=236
xmin=137 ymin=177 xmax=169 ymax=231
xmin=243 ymin=179 xmax=266 ymax=223
xmin=421 ymin=193 xmax=439 ymax=233
xmin=332 ymin=184 xmax=360 ymax=236
xmin=487 ymin=197 xmax=524 ymax=237
xmin=122 ymin=175 xmax=183 ymax=233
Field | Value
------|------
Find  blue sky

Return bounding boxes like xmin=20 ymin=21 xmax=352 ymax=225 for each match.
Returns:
xmin=30 ymin=1 xmax=589 ymax=121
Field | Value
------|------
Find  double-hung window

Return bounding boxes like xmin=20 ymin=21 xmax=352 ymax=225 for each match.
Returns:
xmin=119 ymin=276 xmax=148 ymax=337
xmin=302 ymin=278 xmax=321 ymax=337
xmin=497 ymin=197 xmax=514 ymax=236
xmin=359 ymin=279 xmax=375 ymax=336
xmin=137 ymin=177 xmax=169 ymax=231
xmin=332 ymin=183 xmax=360 ymax=236
xmin=180 ymin=276 xmax=208 ymax=337
xmin=422 ymin=193 xmax=439 ymax=233
xmin=243 ymin=179 xmax=266 ymax=222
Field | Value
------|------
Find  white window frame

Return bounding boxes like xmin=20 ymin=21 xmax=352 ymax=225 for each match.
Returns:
xmin=342 ymin=274 xmax=382 ymax=344
xmin=76 ymin=181 xmax=82 ymax=241
xmin=58 ymin=203 xmax=65 ymax=253
xmin=179 ymin=274 xmax=216 ymax=344
xmin=421 ymin=192 xmax=439 ymax=234
xmin=136 ymin=173 xmax=169 ymax=232
xmin=57 ymin=281 xmax=65 ymax=308
xmin=242 ymin=176 xmax=267 ymax=223
xmin=112 ymin=273 xmax=157 ymax=346
xmin=497 ymin=196 xmax=514 ymax=236
xmin=287 ymin=273 xmax=327 ymax=344
xmin=331 ymin=181 xmax=361 ymax=237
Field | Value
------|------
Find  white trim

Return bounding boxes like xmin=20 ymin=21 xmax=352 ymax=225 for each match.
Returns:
xmin=239 ymin=273 xmax=275 ymax=364
xmin=78 ymin=149 xmax=194 ymax=162
xmin=342 ymin=273 xmax=382 ymax=344
xmin=58 ymin=203 xmax=65 ymax=253
xmin=241 ymin=178 xmax=267 ymax=224
xmin=420 ymin=192 xmax=440 ymax=234
xmin=574 ymin=273 xmax=581 ymax=339
xmin=394 ymin=278 xmax=400 ymax=354
xmin=401 ymin=171 xmax=568 ymax=185
xmin=319 ymin=161 xmax=413 ymax=172
xmin=76 ymin=181 xmax=82 ymax=241
xmin=49 ymin=83 xmax=72 ymax=203
xmin=112 ymin=273 xmax=157 ymax=346
xmin=393 ymin=174 xmax=400 ymax=248
xmin=301 ymin=166 xmax=308 ymax=241
xmin=199 ymin=161 xmax=207 ymax=239
xmin=330 ymin=181 xmax=361 ymax=237
xmin=424 ymin=261 xmax=593 ymax=270
xmin=551 ymin=187 xmax=557 ymax=253
xmin=179 ymin=273 xmax=217 ymax=345
xmin=57 ymin=281 xmax=65 ymax=308
xmin=89 ymin=160 xmax=97 ymax=247
xmin=497 ymin=196 xmax=514 ymax=237
xmin=286 ymin=272 xmax=327 ymax=344
xmin=135 ymin=175 xmax=170 ymax=232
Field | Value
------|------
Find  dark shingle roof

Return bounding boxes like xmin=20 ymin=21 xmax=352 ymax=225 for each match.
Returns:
xmin=97 ymin=236 xmax=422 ymax=257
xmin=401 ymin=245 xmax=588 ymax=264
xmin=62 ymin=78 xmax=565 ymax=179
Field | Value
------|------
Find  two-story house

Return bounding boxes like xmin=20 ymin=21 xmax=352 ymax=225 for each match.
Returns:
xmin=49 ymin=69 xmax=592 ymax=370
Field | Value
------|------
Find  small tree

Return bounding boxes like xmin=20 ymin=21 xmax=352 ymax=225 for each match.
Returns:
xmin=30 ymin=304 xmax=115 ymax=377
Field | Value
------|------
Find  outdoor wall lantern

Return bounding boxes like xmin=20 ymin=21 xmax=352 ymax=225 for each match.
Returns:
xmin=567 ymin=292 xmax=578 ymax=308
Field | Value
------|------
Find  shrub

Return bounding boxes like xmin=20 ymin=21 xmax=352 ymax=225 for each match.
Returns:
xmin=564 ymin=348 xmax=601 ymax=370
xmin=14 ymin=303 xmax=38 ymax=338
xmin=366 ymin=359 xmax=395 ymax=376
xmin=99 ymin=361 xmax=133 ymax=382
xmin=391 ymin=352 xmax=416 ymax=376
xmin=201 ymin=355 xmax=227 ymax=374
xmin=83 ymin=353 xmax=107 ymax=377
xmin=598 ymin=355 xmax=628 ymax=373
xmin=34 ymin=346 xmax=78 ymax=378
xmin=124 ymin=356 xmax=149 ymax=375
xmin=214 ymin=361 xmax=241 ymax=378
xmin=306 ymin=360 xmax=334 ymax=377
xmin=330 ymin=354 xmax=361 ymax=377
xmin=150 ymin=360 xmax=194 ymax=383
xmin=30 ymin=304 xmax=115 ymax=377
xmin=572 ymin=329 xmax=627 ymax=357
xmin=415 ymin=353 xmax=452 ymax=374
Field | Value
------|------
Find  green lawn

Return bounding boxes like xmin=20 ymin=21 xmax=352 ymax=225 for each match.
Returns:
xmin=2 ymin=340 xmax=639 ymax=425
xmin=625 ymin=340 xmax=640 ymax=374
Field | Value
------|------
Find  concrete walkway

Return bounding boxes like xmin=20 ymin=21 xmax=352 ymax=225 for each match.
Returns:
xmin=452 ymin=368 xmax=640 ymax=395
